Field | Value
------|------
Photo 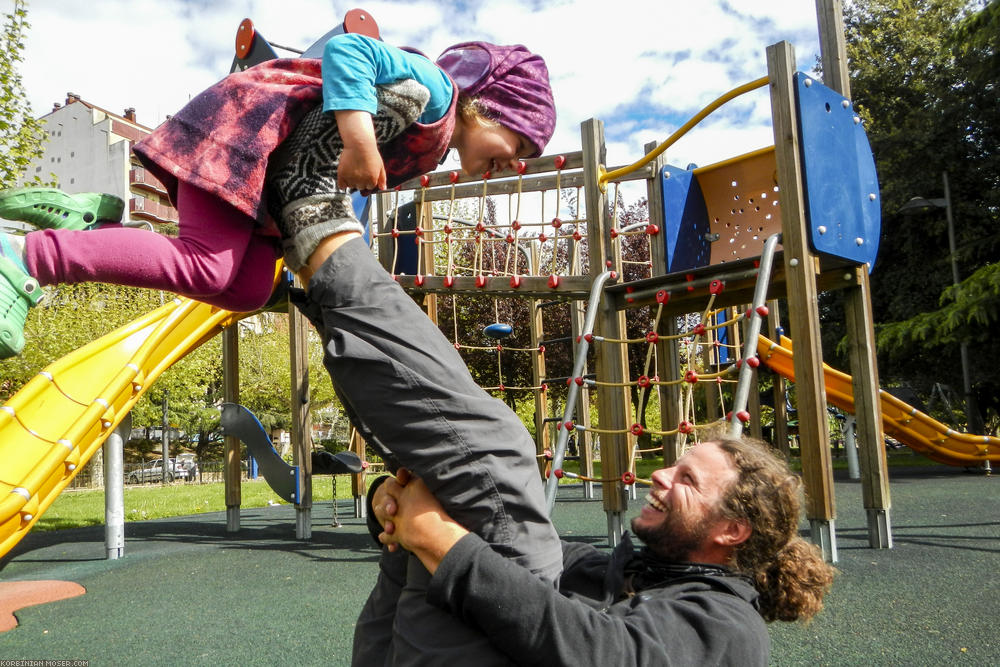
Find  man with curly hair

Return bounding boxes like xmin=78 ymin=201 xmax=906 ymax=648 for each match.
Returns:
xmin=370 ymin=436 xmax=835 ymax=665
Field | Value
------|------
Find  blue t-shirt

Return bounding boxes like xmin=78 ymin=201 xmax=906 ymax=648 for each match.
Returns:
xmin=322 ymin=33 xmax=453 ymax=124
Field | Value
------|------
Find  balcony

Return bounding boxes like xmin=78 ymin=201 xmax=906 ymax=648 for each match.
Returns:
xmin=129 ymin=166 xmax=169 ymax=198
xmin=129 ymin=196 xmax=178 ymax=225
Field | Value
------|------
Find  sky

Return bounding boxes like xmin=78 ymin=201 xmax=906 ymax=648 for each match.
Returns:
xmin=20 ymin=0 xmax=822 ymax=176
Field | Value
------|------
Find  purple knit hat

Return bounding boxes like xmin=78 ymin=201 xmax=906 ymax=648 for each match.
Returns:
xmin=436 ymin=41 xmax=555 ymax=158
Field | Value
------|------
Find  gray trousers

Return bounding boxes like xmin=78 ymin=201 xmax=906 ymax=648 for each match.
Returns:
xmin=291 ymin=238 xmax=561 ymax=665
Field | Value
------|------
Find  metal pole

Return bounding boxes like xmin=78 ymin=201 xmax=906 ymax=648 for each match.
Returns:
xmin=728 ymin=233 xmax=781 ymax=436
xmin=104 ymin=413 xmax=131 ymax=559
xmin=942 ymin=172 xmax=982 ymax=437
xmin=844 ymin=415 xmax=860 ymax=480
xmin=161 ymin=391 xmax=170 ymax=485
xmin=543 ymin=270 xmax=616 ymax=514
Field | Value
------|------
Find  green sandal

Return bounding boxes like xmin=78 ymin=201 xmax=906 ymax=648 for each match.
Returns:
xmin=0 ymin=188 xmax=124 ymax=231
xmin=0 ymin=252 xmax=43 ymax=359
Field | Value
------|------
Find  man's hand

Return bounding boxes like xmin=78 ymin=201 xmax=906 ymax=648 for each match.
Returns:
xmin=335 ymin=109 xmax=387 ymax=191
xmin=374 ymin=469 xmax=469 ymax=574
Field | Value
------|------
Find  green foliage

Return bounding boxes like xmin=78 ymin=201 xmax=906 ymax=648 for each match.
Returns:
xmin=841 ymin=0 xmax=1000 ymax=428
xmin=877 ymin=262 xmax=1000 ymax=348
xmin=0 ymin=0 xmax=46 ymax=188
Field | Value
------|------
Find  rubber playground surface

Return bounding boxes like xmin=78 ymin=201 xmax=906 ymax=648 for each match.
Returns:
xmin=1 ymin=465 xmax=996 ymax=666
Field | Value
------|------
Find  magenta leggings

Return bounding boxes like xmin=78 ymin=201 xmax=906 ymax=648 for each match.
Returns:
xmin=26 ymin=183 xmax=281 ymax=311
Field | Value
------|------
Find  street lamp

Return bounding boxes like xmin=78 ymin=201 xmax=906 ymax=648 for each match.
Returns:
xmin=899 ymin=171 xmax=983 ymax=435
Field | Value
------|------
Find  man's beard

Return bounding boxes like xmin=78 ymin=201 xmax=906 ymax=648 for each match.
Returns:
xmin=630 ymin=509 xmax=715 ymax=562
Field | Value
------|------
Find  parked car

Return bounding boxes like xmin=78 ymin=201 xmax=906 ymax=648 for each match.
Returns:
xmin=127 ymin=458 xmax=188 ymax=484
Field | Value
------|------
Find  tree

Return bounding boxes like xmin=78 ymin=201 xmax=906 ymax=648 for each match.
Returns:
xmin=838 ymin=0 xmax=999 ymax=430
xmin=0 ymin=0 xmax=46 ymax=188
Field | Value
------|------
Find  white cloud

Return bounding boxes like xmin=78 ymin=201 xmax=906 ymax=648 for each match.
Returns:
xmin=20 ymin=0 xmax=823 ymax=182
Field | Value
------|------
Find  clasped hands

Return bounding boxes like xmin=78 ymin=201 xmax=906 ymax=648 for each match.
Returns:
xmin=372 ymin=469 xmax=470 ymax=574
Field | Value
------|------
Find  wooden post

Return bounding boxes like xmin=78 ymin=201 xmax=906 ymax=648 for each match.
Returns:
xmin=350 ymin=427 xmax=367 ymax=517
xmin=582 ymin=118 xmax=632 ymax=545
xmin=643 ymin=141 xmax=683 ymax=464
xmin=418 ymin=201 xmax=438 ymax=322
xmin=289 ymin=280 xmax=312 ymax=539
xmin=767 ymin=41 xmax=837 ymax=561
xmin=529 ymin=296 xmax=549 ymax=467
xmin=816 ymin=0 xmax=892 ymax=549
xmin=222 ymin=326 xmax=241 ymax=532
xmin=376 ymin=192 xmax=394 ymax=272
xmin=767 ymin=301 xmax=791 ymax=456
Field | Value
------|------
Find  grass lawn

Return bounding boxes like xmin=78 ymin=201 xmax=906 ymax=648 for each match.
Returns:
xmin=35 ymin=477 xmax=360 ymax=532
xmin=37 ymin=450 xmax=938 ymax=532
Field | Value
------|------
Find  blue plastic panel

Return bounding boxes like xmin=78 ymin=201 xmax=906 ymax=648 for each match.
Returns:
xmin=393 ymin=200 xmax=419 ymax=275
xmin=794 ymin=72 xmax=881 ymax=267
xmin=660 ymin=165 xmax=712 ymax=272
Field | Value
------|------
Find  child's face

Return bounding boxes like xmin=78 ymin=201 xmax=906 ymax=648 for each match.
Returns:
xmin=451 ymin=118 xmax=532 ymax=177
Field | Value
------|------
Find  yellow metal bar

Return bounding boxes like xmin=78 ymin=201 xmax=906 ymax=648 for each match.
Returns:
xmin=600 ymin=76 xmax=770 ymax=186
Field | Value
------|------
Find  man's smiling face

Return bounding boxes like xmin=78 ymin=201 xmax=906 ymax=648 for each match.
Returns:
xmin=630 ymin=441 xmax=739 ymax=562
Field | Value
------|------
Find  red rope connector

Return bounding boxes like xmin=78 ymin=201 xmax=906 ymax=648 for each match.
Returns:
xmin=746 ymin=356 xmax=760 ymax=368
xmin=449 ymin=171 xmax=460 ymax=184
xmin=630 ymin=423 xmax=645 ymax=436
xmin=552 ymin=217 xmax=562 ymax=229
xmin=414 ymin=274 xmax=425 ymax=287
xmin=637 ymin=375 xmax=652 ymax=388
xmin=476 ymin=275 xmax=488 ymax=288
xmin=621 ymin=471 xmax=637 ymax=485
xmin=509 ymin=275 xmax=522 ymax=288
xmin=539 ymin=233 xmax=548 ymax=243
xmin=684 ymin=370 xmax=699 ymax=384
xmin=646 ymin=224 xmax=660 ymax=236
xmin=554 ymin=155 xmax=566 ymax=169
xmin=709 ymin=279 xmax=725 ymax=295
xmin=678 ymin=420 xmax=694 ymax=434
xmin=444 ymin=275 xmax=455 ymax=288
xmin=548 ymin=274 xmax=560 ymax=288
xmin=645 ymin=331 xmax=659 ymax=344
xmin=420 ymin=174 xmax=430 ymax=187
xmin=656 ymin=290 xmax=670 ymax=304
xmin=692 ymin=323 xmax=706 ymax=336
xmin=391 ymin=228 xmax=400 ymax=238
xmin=517 ymin=160 xmax=527 ymax=174
xmin=737 ymin=410 xmax=752 ymax=423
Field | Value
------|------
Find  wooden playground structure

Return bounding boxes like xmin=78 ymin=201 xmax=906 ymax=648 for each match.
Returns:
xmin=220 ymin=1 xmax=891 ymax=562
xmin=23 ymin=1 xmax=994 ymax=563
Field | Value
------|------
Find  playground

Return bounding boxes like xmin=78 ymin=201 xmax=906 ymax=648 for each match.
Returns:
xmin=2 ymin=2 xmax=999 ymax=664
xmin=1 ymin=466 xmax=996 ymax=664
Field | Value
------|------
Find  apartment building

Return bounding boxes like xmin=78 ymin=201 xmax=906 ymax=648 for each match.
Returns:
xmin=20 ymin=93 xmax=177 ymax=226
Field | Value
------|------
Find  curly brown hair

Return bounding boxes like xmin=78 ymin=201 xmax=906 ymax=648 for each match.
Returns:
xmin=712 ymin=437 xmax=835 ymax=623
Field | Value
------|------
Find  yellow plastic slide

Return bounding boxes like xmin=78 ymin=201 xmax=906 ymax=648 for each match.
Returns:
xmin=757 ymin=335 xmax=999 ymax=467
xmin=0 ymin=297 xmax=251 ymax=558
